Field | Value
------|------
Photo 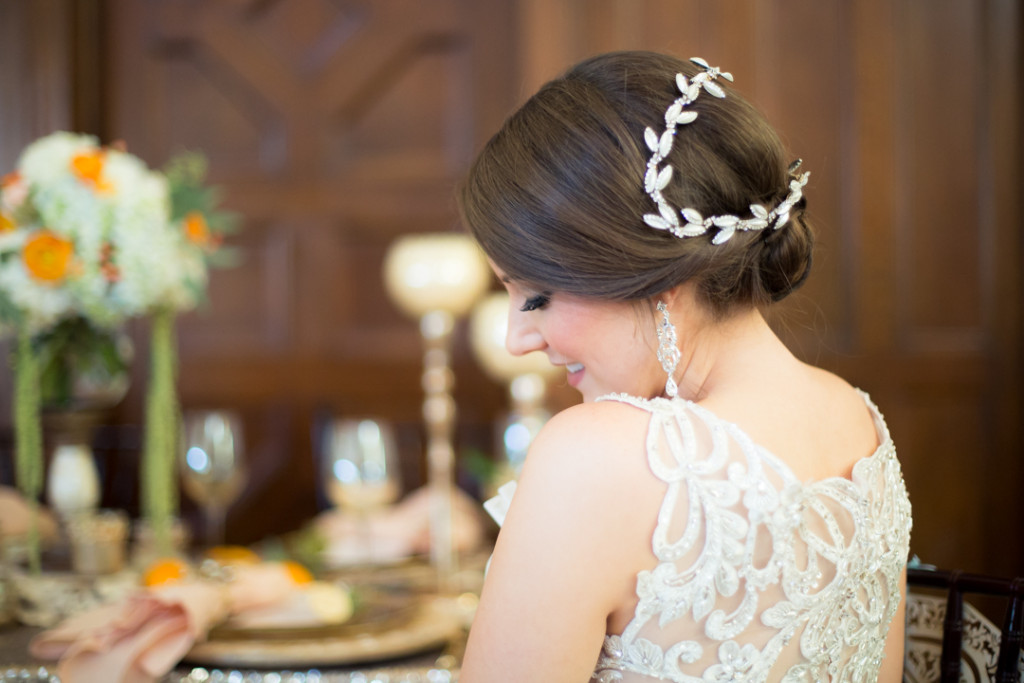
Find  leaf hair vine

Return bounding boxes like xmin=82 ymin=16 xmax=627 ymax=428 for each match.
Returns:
xmin=641 ymin=57 xmax=810 ymax=245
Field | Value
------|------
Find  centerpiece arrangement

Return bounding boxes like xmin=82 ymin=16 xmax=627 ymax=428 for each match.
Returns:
xmin=0 ymin=131 xmax=237 ymax=570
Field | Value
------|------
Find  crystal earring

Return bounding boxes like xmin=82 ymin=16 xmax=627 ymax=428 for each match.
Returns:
xmin=656 ymin=301 xmax=681 ymax=398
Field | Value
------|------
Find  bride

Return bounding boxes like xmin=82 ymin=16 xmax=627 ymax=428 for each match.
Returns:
xmin=456 ymin=51 xmax=912 ymax=682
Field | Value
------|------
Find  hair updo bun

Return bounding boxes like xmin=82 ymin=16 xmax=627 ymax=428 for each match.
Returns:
xmin=757 ymin=202 xmax=814 ymax=303
xmin=458 ymin=50 xmax=815 ymax=318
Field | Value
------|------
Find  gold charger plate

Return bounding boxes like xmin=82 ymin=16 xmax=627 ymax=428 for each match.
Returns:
xmin=207 ymin=585 xmax=417 ymax=641
xmin=184 ymin=595 xmax=463 ymax=668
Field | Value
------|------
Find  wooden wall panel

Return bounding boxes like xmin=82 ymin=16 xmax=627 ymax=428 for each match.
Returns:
xmin=895 ymin=1 xmax=984 ymax=343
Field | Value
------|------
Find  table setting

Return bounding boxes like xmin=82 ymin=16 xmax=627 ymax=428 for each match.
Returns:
xmin=0 ymin=471 xmax=486 ymax=683
xmin=0 ymin=132 xmax=565 ymax=682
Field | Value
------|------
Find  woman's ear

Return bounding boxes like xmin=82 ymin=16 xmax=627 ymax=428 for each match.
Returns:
xmin=658 ymin=281 xmax=695 ymax=311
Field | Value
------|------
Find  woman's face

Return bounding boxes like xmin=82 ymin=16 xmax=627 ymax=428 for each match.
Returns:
xmin=495 ymin=267 xmax=666 ymax=402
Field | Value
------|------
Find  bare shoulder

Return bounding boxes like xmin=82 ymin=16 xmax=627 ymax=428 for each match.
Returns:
xmin=525 ymin=400 xmax=654 ymax=483
xmin=797 ymin=364 xmax=882 ymax=473
xmin=803 ymin=365 xmax=876 ymax=427
xmin=508 ymin=399 xmax=663 ymax=534
xmin=533 ymin=399 xmax=652 ymax=452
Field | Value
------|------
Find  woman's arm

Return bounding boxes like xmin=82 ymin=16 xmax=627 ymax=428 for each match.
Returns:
xmin=459 ymin=402 xmax=660 ymax=683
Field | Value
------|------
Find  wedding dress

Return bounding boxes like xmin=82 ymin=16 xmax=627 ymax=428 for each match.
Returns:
xmin=485 ymin=390 xmax=912 ymax=683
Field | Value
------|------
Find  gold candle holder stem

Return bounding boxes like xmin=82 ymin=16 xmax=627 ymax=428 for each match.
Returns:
xmin=421 ymin=310 xmax=457 ymax=593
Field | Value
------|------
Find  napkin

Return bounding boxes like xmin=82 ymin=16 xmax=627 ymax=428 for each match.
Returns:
xmin=315 ymin=484 xmax=486 ymax=566
xmin=29 ymin=563 xmax=302 ymax=683
xmin=29 ymin=582 xmax=227 ymax=683
xmin=482 ymin=480 xmax=517 ymax=527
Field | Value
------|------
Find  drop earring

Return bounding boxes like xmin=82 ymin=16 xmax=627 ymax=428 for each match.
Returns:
xmin=656 ymin=301 xmax=681 ymax=398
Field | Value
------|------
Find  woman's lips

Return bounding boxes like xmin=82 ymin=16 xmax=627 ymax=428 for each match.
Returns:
xmin=565 ymin=362 xmax=584 ymax=387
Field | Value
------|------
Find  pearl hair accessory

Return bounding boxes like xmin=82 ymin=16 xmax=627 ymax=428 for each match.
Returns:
xmin=642 ymin=57 xmax=811 ymax=245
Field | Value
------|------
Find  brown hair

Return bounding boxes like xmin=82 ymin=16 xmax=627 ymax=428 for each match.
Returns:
xmin=457 ymin=50 xmax=813 ymax=317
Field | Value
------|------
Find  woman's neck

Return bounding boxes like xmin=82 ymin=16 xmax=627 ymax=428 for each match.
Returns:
xmin=674 ymin=306 xmax=794 ymax=402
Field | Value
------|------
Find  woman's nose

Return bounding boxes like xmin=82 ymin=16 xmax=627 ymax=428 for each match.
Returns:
xmin=505 ymin=309 xmax=545 ymax=356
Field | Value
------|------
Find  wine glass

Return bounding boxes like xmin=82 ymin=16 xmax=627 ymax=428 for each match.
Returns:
xmin=179 ymin=409 xmax=247 ymax=547
xmin=321 ymin=417 xmax=402 ymax=561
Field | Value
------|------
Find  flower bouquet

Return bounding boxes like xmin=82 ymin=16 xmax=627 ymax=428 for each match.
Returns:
xmin=0 ymin=132 xmax=238 ymax=570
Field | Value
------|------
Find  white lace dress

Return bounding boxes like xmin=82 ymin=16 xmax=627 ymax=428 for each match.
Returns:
xmin=485 ymin=391 xmax=912 ymax=683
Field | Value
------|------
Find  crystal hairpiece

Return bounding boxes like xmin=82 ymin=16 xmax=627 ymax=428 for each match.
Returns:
xmin=642 ymin=57 xmax=811 ymax=245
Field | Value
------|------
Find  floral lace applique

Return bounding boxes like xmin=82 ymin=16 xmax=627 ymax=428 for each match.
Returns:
xmin=591 ymin=391 xmax=912 ymax=683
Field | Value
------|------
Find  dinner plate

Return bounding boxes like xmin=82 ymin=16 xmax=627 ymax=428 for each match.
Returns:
xmin=208 ymin=584 xmax=417 ymax=640
xmin=184 ymin=594 xmax=463 ymax=668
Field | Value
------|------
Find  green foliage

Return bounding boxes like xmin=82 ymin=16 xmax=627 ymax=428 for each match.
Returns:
xmin=32 ymin=317 xmax=129 ymax=409
xmin=163 ymin=151 xmax=242 ymax=234
xmin=142 ymin=309 xmax=180 ymax=554
xmin=0 ymin=290 xmax=24 ymax=328
xmin=258 ymin=523 xmax=330 ymax=577
xmin=459 ymin=447 xmax=498 ymax=492
xmin=14 ymin=329 xmax=43 ymax=573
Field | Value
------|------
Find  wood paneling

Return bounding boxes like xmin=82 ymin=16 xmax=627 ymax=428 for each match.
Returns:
xmin=0 ymin=0 xmax=1020 ymax=574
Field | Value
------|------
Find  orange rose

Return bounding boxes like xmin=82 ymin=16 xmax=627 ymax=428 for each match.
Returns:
xmin=70 ymin=149 xmax=114 ymax=194
xmin=23 ymin=231 xmax=74 ymax=283
xmin=183 ymin=211 xmax=211 ymax=246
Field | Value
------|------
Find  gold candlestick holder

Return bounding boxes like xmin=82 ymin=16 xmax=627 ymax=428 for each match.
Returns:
xmin=384 ymin=233 xmax=489 ymax=592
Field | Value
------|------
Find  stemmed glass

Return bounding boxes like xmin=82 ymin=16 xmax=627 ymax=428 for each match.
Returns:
xmin=321 ymin=417 xmax=402 ymax=561
xmin=179 ymin=410 xmax=247 ymax=547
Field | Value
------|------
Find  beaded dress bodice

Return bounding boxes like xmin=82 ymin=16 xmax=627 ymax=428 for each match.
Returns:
xmin=584 ymin=391 xmax=912 ymax=682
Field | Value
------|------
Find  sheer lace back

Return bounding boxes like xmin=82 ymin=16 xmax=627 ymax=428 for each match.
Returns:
xmin=592 ymin=391 xmax=912 ymax=683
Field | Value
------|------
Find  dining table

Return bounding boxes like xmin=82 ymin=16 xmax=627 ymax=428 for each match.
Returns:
xmin=0 ymin=554 xmax=477 ymax=683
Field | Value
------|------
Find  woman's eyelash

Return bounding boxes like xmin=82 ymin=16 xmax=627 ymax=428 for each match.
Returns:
xmin=519 ymin=293 xmax=551 ymax=312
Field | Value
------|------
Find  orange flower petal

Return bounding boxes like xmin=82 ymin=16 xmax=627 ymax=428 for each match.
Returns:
xmin=23 ymin=231 xmax=74 ymax=283
xmin=204 ymin=545 xmax=261 ymax=566
xmin=1 ymin=171 xmax=21 ymax=188
xmin=71 ymin=149 xmax=106 ymax=187
xmin=281 ymin=560 xmax=314 ymax=585
xmin=0 ymin=212 xmax=15 ymax=233
xmin=143 ymin=557 xmax=189 ymax=587
xmin=184 ymin=211 xmax=210 ymax=246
